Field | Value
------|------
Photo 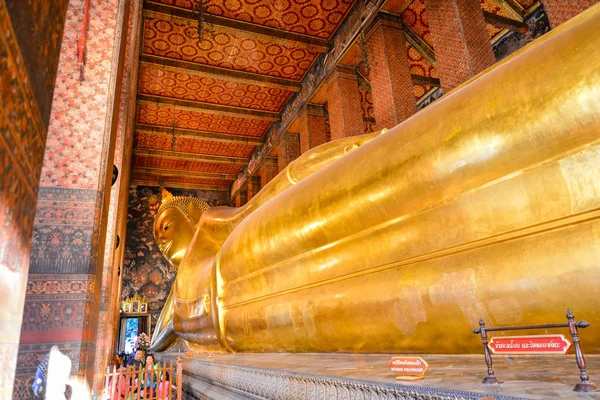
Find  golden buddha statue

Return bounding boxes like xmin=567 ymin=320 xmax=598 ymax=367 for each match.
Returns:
xmin=151 ymin=188 xmax=209 ymax=350
xmin=152 ymin=4 xmax=600 ymax=354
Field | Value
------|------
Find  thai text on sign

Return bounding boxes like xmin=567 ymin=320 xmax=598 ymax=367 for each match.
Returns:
xmin=488 ymin=334 xmax=572 ymax=355
xmin=388 ymin=357 xmax=429 ymax=380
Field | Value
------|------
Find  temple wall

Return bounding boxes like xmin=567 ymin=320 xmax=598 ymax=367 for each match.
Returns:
xmin=14 ymin=0 xmax=126 ymax=397
xmin=122 ymin=186 xmax=228 ymax=331
xmin=0 ymin=0 xmax=68 ymax=397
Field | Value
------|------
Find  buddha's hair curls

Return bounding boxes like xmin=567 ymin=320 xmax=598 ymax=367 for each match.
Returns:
xmin=153 ymin=195 xmax=210 ymax=241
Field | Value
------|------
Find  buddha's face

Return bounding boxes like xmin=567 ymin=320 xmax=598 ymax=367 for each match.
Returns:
xmin=154 ymin=207 xmax=195 ymax=268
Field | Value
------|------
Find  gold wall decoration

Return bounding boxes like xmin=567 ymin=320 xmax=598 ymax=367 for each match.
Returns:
xmin=122 ymin=293 xmax=149 ymax=315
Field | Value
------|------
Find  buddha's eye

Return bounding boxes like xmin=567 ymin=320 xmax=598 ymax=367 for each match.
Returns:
xmin=164 ymin=222 xmax=172 ymax=231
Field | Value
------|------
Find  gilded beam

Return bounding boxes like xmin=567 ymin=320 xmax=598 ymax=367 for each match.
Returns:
xmin=137 ymin=95 xmax=280 ymax=121
xmin=136 ymin=124 xmax=263 ymax=146
xmin=132 ymin=167 xmax=238 ymax=181
xmin=131 ymin=179 xmax=230 ymax=191
xmin=139 ymin=57 xmax=302 ymax=92
xmin=134 ymin=149 xmax=249 ymax=165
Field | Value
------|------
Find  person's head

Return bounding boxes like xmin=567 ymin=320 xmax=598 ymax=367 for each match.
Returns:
xmin=134 ymin=349 xmax=145 ymax=362
xmin=161 ymin=371 xmax=170 ymax=382
xmin=153 ymin=188 xmax=209 ymax=268
xmin=145 ymin=354 xmax=155 ymax=369
xmin=112 ymin=354 xmax=122 ymax=368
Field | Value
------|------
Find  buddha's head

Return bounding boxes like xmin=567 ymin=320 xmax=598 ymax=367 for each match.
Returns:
xmin=153 ymin=188 xmax=210 ymax=268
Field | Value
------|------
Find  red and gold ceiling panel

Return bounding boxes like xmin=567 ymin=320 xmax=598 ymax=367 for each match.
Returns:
xmin=401 ymin=0 xmax=432 ymax=48
xmin=137 ymin=102 xmax=272 ymax=136
xmin=143 ymin=12 xmax=321 ymax=81
xmin=135 ymin=131 xmax=257 ymax=157
xmin=146 ymin=0 xmax=356 ymax=39
xmin=134 ymin=154 xmax=245 ymax=174
xmin=139 ymin=64 xmax=292 ymax=112
xmin=132 ymin=171 xmax=233 ymax=187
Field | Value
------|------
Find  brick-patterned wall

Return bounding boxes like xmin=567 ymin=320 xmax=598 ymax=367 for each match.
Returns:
xmin=277 ymin=133 xmax=301 ymax=171
xmin=0 ymin=0 xmax=68 ymax=396
xmin=259 ymin=159 xmax=280 ymax=188
xmin=247 ymin=176 xmax=262 ymax=200
xmin=14 ymin=0 xmax=124 ymax=397
xmin=326 ymin=66 xmax=365 ymax=140
xmin=424 ymin=0 xmax=496 ymax=93
xmin=367 ymin=22 xmax=416 ymax=131
xmin=298 ymin=105 xmax=329 ymax=154
xmin=542 ymin=0 xmax=599 ymax=28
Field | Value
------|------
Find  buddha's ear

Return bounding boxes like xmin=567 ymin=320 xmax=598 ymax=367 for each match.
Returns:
xmin=187 ymin=201 xmax=203 ymax=225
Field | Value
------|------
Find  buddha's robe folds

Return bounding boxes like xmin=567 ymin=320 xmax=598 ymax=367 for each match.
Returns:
xmin=172 ymin=4 xmax=600 ymax=354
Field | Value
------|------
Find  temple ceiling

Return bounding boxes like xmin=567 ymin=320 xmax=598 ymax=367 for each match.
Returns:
xmin=131 ymin=0 xmax=540 ymax=194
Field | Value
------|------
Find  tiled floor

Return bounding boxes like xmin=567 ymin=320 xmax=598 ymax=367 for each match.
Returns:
xmin=173 ymin=352 xmax=600 ymax=399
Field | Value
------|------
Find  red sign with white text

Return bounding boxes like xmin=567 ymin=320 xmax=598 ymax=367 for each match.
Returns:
xmin=388 ymin=357 xmax=429 ymax=380
xmin=488 ymin=334 xmax=572 ymax=355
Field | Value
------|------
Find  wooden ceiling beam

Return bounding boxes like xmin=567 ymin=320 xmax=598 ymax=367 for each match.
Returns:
xmin=135 ymin=148 xmax=249 ymax=165
xmin=483 ymin=11 xmax=529 ymax=34
xmin=137 ymin=95 xmax=280 ymax=121
xmin=139 ymin=57 xmax=302 ymax=92
xmin=411 ymin=74 xmax=441 ymax=87
xmin=136 ymin=124 xmax=263 ymax=146
xmin=131 ymin=179 xmax=231 ymax=191
xmin=132 ymin=167 xmax=237 ymax=180
xmin=143 ymin=3 xmax=330 ymax=52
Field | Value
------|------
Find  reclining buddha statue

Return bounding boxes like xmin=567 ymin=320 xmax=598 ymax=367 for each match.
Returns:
xmin=151 ymin=4 xmax=600 ymax=354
